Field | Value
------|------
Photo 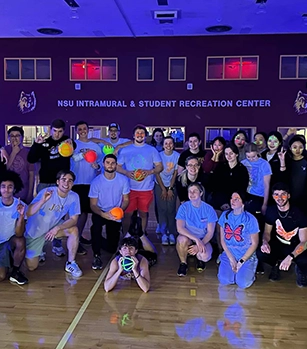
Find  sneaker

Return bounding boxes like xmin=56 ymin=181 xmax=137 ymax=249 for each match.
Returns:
xmin=77 ymin=244 xmax=87 ymax=255
xmin=80 ymin=236 xmax=92 ymax=246
xmin=65 ymin=261 xmax=82 ymax=278
xmin=169 ymin=234 xmax=176 ymax=245
xmin=161 ymin=234 xmax=169 ymax=246
xmin=9 ymin=270 xmax=28 ymax=285
xmin=177 ymin=262 xmax=188 ymax=277
xmin=256 ymin=262 xmax=265 ymax=275
xmin=196 ymin=259 xmax=206 ymax=272
xmin=92 ymin=255 xmax=103 ymax=270
xmin=216 ymin=254 xmax=221 ymax=265
xmin=39 ymin=252 xmax=46 ymax=263
xmin=269 ymin=264 xmax=280 ymax=282
xmin=295 ymin=265 xmax=307 ymax=287
xmin=156 ymin=224 xmax=161 ymax=234
xmin=52 ymin=246 xmax=66 ymax=257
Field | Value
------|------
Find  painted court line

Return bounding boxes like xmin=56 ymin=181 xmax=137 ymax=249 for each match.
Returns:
xmin=55 ymin=258 xmax=112 ymax=349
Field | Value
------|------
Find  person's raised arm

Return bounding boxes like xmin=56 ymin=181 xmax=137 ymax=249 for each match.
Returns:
xmin=15 ymin=199 xmax=26 ymax=237
xmin=27 ymin=189 xmax=52 ymax=216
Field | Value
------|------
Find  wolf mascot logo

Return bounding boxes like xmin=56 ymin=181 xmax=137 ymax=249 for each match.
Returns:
xmin=294 ymin=91 xmax=307 ymax=115
xmin=18 ymin=91 xmax=36 ymax=114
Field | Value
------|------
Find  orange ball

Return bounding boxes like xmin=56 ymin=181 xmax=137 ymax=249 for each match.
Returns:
xmin=134 ymin=169 xmax=145 ymax=181
xmin=84 ymin=150 xmax=97 ymax=163
xmin=58 ymin=142 xmax=74 ymax=157
xmin=110 ymin=207 xmax=124 ymax=220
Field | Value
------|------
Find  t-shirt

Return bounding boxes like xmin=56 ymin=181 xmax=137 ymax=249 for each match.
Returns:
xmin=25 ymin=187 xmax=80 ymax=239
xmin=289 ymin=158 xmax=307 ymax=203
xmin=176 ymin=201 xmax=218 ymax=240
xmin=241 ymin=158 xmax=272 ymax=197
xmin=178 ymin=149 xmax=206 ymax=168
xmin=4 ymin=146 xmax=34 ymax=201
xmin=117 ymin=144 xmax=162 ymax=191
xmin=265 ymin=205 xmax=307 ymax=248
xmin=101 ymin=137 xmax=131 ymax=148
xmin=0 ymin=198 xmax=26 ymax=244
xmin=155 ymin=151 xmax=180 ymax=187
xmin=218 ymin=210 xmax=259 ymax=260
xmin=71 ymin=140 xmax=103 ymax=184
xmin=89 ymin=173 xmax=130 ymax=217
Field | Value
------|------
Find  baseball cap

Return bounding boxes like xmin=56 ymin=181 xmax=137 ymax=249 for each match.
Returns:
xmin=109 ymin=123 xmax=120 ymax=131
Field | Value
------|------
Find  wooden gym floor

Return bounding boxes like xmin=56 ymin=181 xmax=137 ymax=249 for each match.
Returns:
xmin=1 ymin=213 xmax=307 ymax=349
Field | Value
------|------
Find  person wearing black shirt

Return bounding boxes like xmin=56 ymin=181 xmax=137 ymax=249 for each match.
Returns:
xmin=177 ymin=132 xmax=205 ymax=174
xmin=257 ymin=182 xmax=307 ymax=287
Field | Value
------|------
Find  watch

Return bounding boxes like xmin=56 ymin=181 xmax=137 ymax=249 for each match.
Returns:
xmin=289 ymin=253 xmax=295 ymax=259
xmin=239 ymin=258 xmax=245 ymax=264
xmin=168 ymin=186 xmax=174 ymax=191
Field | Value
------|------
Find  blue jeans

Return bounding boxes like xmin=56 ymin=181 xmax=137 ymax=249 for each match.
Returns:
xmin=218 ymin=252 xmax=257 ymax=289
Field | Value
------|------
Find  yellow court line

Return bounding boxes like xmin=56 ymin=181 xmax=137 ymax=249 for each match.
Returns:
xmin=55 ymin=259 xmax=112 ymax=349
xmin=190 ymin=289 xmax=196 ymax=296
xmin=190 ymin=277 xmax=195 ymax=283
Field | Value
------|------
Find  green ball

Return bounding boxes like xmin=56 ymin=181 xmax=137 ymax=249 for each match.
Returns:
xmin=121 ymin=256 xmax=134 ymax=272
xmin=102 ymin=145 xmax=114 ymax=155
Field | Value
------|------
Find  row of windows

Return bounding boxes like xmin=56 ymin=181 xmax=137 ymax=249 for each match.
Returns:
xmin=4 ymin=55 xmax=307 ymax=81
xmin=4 ymin=125 xmax=302 ymax=150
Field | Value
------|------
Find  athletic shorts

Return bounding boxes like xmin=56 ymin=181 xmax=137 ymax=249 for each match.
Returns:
xmin=0 ymin=240 xmax=11 ymax=268
xmin=125 ymin=190 xmax=154 ymax=213
xmin=25 ymin=235 xmax=46 ymax=259
xmin=72 ymin=184 xmax=91 ymax=213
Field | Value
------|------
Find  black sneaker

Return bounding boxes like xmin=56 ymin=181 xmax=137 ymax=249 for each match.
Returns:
xmin=295 ymin=265 xmax=307 ymax=287
xmin=92 ymin=255 xmax=103 ymax=270
xmin=80 ymin=236 xmax=92 ymax=246
xmin=177 ymin=263 xmax=188 ymax=277
xmin=269 ymin=264 xmax=280 ymax=282
xmin=77 ymin=244 xmax=87 ymax=255
xmin=196 ymin=259 xmax=206 ymax=272
xmin=9 ymin=270 xmax=28 ymax=285
xmin=256 ymin=262 xmax=265 ymax=275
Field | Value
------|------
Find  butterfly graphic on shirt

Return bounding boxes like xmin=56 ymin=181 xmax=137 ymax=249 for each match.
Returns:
xmin=224 ymin=223 xmax=244 ymax=242
xmin=275 ymin=219 xmax=298 ymax=245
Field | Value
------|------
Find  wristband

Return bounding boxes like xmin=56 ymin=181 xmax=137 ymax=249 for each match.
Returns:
xmin=168 ymin=186 xmax=174 ymax=191
xmin=289 ymin=253 xmax=295 ymax=259
xmin=135 ymin=273 xmax=140 ymax=279
xmin=239 ymin=258 xmax=245 ymax=264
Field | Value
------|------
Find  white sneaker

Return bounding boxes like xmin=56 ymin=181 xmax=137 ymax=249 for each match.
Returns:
xmin=65 ymin=261 xmax=82 ymax=278
xmin=52 ymin=246 xmax=66 ymax=257
xmin=161 ymin=234 xmax=169 ymax=246
xmin=169 ymin=234 xmax=176 ymax=245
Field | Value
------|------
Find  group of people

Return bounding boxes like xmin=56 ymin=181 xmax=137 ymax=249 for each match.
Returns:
xmin=0 ymin=121 xmax=307 ymax=293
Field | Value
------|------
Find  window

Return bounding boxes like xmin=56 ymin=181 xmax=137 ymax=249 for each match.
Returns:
xmin=70 ymin=125 xmax=108 ymax=140
xmin=70 ymin=58 xmax=118 ymax=81
xmin=207 ymin=56 xmax=259 ymax=80
xmin=4 ymin=58 xmax=52 ymax=81
xmin=280 ymin=55 xmax=307 ymax=79
xmin=137 ymin=58 xmax=154 ymax=81
xmin=277 ymin=127 xmax=307 ymax=148
xmin=168 ymin=57 xmax=186 ymax=81
xmin=204 ymin=127 xmax=256 ymax=149
xmin=5 ymin=125 xmax=50 ymax=147
xmin=146 ymin=126 xmax=186 ymax=149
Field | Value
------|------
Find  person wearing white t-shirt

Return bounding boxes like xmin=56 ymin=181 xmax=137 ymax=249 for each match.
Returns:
xmin=117 ymin=125 xmax=163 ymax=235
xmin=89 ymin=154 xmax=130 ymax=270
xmin=25 ymin=170 xmax=82 ymax=278
xmin=71 ymin=120 xmax=103 ymax=254
xmin=0 ymin=170 xmax=27 ymax=285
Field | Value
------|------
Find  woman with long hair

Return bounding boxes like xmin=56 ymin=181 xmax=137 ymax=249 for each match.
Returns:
xmin=150 ymin=128 xmax=164 ymax=152
xmin=218 ymin=191 xmax=259 ymax=288
xmin=254 ymin=131 xmax=268 ymax=154
xmin=202 ymin=136 xmax=226 ymax=173
xmin=232 ymin=130 xmax=248 ymax=162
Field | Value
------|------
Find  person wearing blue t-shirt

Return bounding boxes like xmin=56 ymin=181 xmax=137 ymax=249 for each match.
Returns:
xmin=89 ymin=154 xmax=130 ymax=270
xmin=218 ymin=191 xmax=259 ymax=289
xmin=71 ymin=120 xmax=103 ymax=254
xmin=241 ymin=143 xmax=272 ymax=215
xmin=176 ymin=183 xmax=218 ymax=277
xmin=117 ymin=125 xmax=163 ymax=235
xmin=25 ymin=170 xmax=82 ymax=278
xmin=0 ymin=170 xmax=27 ymax=285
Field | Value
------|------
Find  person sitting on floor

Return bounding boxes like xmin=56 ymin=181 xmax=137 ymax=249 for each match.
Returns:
xmin=218 ymin=191 xmax=259 ymax=289
xmin=176 ymin=182 xmax=217 ymax=277
xmin=257 ymin=182 xmax=307 ymax=287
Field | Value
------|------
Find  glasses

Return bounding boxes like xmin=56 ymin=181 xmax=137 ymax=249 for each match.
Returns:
xmin=273 ymin=193 xmax=288 ymax=200
xmin=186 ymin=164 xmax=200 ymax=168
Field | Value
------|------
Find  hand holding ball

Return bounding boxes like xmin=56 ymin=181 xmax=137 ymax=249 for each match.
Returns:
xmin=121 ymin=256 xmax=134 ymax=272
xmin=58 ymin=142 xmax=74 ymax=157
xmin=109 ymin=207 xmax=124 ymax=220
xmin=84 ymin=150 xmax=98 ymax=163
xmin=133 ymin=169 xmax=146 ymax=182
xmin=103 ymin=145 xmax=114 ymax=155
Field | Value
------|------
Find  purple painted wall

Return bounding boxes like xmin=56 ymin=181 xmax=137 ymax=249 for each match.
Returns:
xmin=0 ymin=35 xmax=305 ymax=145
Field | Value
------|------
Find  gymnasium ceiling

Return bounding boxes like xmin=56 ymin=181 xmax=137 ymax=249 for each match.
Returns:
xmin=1 ymin=0 xmax=307 ymax=38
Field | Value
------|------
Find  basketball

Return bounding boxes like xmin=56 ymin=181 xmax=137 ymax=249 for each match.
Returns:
xmin=121 ymin=256 xmax=134 ymax=272
xmin=84 ymin=150 xmax=97 ymax=163
xmin=103 ymin=145 xmax=114 ymax=155
xmin=110 ymin=207 xmax=124 ymax=220
xmin=133 ymin=169 xmax=145 ymax=181
xmin=58 ymin=142 xmax=74 ymax=157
